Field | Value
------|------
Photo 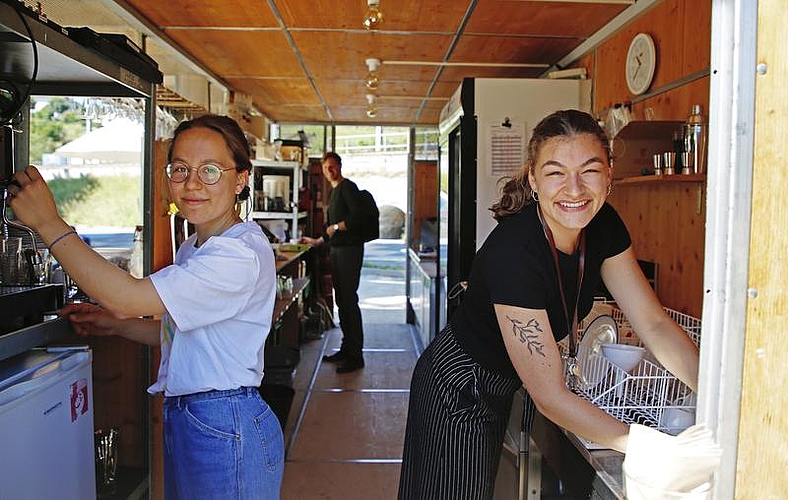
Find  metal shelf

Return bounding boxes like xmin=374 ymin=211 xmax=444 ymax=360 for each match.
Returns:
xmin=0 ymin=284 xmax=67 ymax=361
xmin=0 ymin=0 xmax=158 ymax=97
xmin=0 ymin=316 xmax=73 ymax=363
xmin=249 ymin=160 xmax=307 ymax=240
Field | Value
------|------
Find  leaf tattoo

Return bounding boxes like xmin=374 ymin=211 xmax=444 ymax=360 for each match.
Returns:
xmin=507 ymin=315 xmax=545 ymax=357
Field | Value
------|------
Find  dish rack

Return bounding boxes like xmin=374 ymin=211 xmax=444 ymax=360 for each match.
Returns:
xmin=567 ymin=302 xmax=701 ymax=437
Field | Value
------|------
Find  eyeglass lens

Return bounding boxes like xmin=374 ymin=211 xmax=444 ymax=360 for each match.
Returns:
xmin=166 ymin=162 xmax=226 ymax=185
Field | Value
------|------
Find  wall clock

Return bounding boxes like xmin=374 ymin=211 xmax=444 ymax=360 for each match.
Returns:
xmin=625 ymin=33 xmax=656 ymax=95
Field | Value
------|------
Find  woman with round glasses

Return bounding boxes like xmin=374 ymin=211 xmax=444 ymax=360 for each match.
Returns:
xmin=7 ymin=114 xmax=283 ymax=499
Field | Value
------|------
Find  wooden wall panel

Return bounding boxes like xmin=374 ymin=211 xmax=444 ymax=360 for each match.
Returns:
xmin=149 ymin=139 xmax=172 ymax=500
xmin=152 ymin=140 xmax=173 ymax=272
xmin=593 ymin=0 xmax=711 ymax=113
xmin=87 ymin=337 xmax=148 ymax=467
xmin=410 ymin=160 xmax=438 ymax=250
xmin=607 ymin=182 xmax=705 ymax=317
xmin=630 ymin=76 xmax=709 ymax=122
xmin=579 ymin=0 xmax=711 ymax=319
xmin=737 ymin=0 xmax=788 ymax=496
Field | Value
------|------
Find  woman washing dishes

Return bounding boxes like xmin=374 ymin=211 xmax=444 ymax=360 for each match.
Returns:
xmin=398 ymin=109 xmax=700 ymax=499
xmin=7 ymin=115 xmax=283 ymax=499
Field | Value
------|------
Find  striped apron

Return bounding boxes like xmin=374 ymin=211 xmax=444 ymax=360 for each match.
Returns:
xmin=398 ymin=324 xmax=523 ymax=500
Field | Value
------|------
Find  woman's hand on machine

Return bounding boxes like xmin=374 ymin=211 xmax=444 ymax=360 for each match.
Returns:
xmin=61 ymin=302 xmax=119 ymax=338
xmin=6 ymin=165 xmax=62 ymax=234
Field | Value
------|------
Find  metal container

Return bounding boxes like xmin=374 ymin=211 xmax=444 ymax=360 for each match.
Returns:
xmin=663 ymin=151 xmax=676 ymax=175
xmin=683 ymin=104 xmax=708 ymax=174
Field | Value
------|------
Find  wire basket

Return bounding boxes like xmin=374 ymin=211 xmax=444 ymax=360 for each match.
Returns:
xmin=566 ymin=302 xmax=701 ymax=437
xmin=600 ymin=303 xmax=701 ymax=349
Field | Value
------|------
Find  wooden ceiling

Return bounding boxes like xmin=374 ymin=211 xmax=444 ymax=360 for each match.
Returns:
xmin=42 ymin=0 xmax=638 ymax=125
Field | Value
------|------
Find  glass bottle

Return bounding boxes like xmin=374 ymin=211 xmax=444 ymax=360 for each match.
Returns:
xmin=130 ymin=225 xmax=144 ymax=278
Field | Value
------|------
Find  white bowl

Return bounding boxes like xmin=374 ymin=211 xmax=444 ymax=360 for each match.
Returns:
xmin=660 ymin=407 xmax=696 ymax=434
xmin=601 ymin=343 xmax=646 ymax=372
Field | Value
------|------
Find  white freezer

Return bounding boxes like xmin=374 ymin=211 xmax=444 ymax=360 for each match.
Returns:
xmin=0 ymin=348 xmax=96 ymax=500
xmin=441 ymin=77 xmax=592 ymax=249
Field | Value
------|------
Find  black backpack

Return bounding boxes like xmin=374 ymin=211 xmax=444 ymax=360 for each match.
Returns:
xmin=358 ymin=189 xmax=379 ymax=242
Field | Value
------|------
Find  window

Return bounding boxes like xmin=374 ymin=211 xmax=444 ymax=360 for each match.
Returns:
xmin=29 ymin=96 xmax=144 ymax=249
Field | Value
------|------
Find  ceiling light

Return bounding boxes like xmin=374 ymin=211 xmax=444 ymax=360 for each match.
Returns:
xmin=363 ymin=0 xmax=383 ymax=30
xmin=366 ymin=93 xmax=378 ymax=118
xmin=365 ymin=58 xmax=380 ymax=91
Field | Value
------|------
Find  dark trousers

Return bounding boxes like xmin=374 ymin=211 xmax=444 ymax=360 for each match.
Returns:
xmin=329 ymin=244 xmax=364 ymax=360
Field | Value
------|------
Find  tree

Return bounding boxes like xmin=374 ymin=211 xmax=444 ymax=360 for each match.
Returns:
xmin=29 ymin=97 xmax=86 ymax=163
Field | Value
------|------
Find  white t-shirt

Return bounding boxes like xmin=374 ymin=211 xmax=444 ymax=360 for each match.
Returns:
xmin=147 ymin=222 xmax=276 ymax=397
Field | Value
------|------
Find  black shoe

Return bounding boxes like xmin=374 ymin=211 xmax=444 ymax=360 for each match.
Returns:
xmin=336 ymin=358 xmax=364 ymax=374
xmin=322 ymin=351 xmax=347 ymax=363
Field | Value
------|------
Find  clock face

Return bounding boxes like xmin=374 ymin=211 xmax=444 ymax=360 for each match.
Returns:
xmin=625 ymin=33 xmax=656 ymax=95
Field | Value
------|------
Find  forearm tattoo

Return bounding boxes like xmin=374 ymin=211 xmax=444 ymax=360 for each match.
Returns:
xmin=506 ymin=315 xmax=545 ymax=357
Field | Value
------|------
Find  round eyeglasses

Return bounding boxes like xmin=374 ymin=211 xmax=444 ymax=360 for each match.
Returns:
xmin=165 ymin=162 xmax=236 ymax=185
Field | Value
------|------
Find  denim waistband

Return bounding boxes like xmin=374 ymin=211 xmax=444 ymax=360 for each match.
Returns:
xmin=164 ymin=387 xmax=257 ymax=408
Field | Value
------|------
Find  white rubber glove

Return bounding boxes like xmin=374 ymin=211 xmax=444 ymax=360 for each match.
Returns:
xmin=623 ymin=424 xmax=721 ymax=499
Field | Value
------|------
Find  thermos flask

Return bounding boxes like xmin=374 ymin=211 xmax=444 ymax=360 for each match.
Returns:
xmin=683 ymin=104 xmax=708 ymax=174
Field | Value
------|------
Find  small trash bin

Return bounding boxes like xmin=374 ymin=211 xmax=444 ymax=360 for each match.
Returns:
xmin=258 ymin=384 xmax=295 ymax=431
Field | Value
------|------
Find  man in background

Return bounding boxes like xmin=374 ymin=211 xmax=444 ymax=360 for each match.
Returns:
xmin=301 ymin=152 xmax=365 ymax=373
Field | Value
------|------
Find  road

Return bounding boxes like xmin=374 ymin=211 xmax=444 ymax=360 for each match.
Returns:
xmin=363 ymin=239 xmax=406 ymax=271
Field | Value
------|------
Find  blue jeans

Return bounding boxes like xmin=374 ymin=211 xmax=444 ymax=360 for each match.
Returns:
xmin=163 ymin=387 xmax=284 ymax=499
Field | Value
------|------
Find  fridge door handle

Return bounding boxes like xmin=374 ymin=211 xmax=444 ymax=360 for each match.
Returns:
xmin=0 ymin=362 xmax=61 ymax=406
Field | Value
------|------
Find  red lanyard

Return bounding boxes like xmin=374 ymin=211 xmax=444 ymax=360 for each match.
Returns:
xmin=536 ymin=206 xmax=586 ymax=358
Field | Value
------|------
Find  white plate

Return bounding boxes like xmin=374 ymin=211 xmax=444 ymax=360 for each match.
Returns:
xmin=576 ymin=314 xmax=618 ymax=389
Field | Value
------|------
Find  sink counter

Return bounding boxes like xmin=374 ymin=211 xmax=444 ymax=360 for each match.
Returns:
xmin=513 ymin=388 xmax=626 ymax=500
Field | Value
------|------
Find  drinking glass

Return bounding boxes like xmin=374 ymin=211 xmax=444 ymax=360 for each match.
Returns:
xmin=0 ymin=237 xmax=22 ymax=284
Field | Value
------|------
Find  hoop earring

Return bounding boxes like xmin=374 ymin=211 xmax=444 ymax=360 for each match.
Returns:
xmin=531 ymin=191 xmax=539 ymax=202
xmin=606 ymin=183 xmax=612 ymax=196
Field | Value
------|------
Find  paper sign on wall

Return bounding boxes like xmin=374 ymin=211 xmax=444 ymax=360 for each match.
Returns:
xmin=488 ymin=119 xmax=526 ymax=177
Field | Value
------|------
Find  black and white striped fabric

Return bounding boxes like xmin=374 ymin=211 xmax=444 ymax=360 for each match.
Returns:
xmin=399 ymin=324 xmax=522 ymax=500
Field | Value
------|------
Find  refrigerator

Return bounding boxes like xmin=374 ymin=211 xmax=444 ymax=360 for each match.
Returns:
xmin=0 ymin=347 xmax=96 ymax=500
xmin=437 ymin=77 xmax=591 ymax=324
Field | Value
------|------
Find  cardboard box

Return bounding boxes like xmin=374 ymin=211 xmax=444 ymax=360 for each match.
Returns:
xmin=611 ymin=120 xmax=683 ymax=179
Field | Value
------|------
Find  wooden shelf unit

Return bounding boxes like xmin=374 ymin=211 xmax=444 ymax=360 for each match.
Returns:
xmin=615 ymin=173 xmax=706 ymax=186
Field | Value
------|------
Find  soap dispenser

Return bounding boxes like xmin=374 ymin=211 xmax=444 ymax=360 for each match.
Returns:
xmin=683 ymin=104 xmax=708 ymax=174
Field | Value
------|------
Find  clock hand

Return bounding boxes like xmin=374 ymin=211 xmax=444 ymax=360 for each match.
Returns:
xmin=631 ymin=53 xmax=643 ymax=79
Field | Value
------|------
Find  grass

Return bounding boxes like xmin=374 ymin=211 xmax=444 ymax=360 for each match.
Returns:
xmin=53 ymin=175 xmax=142 ymax=228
